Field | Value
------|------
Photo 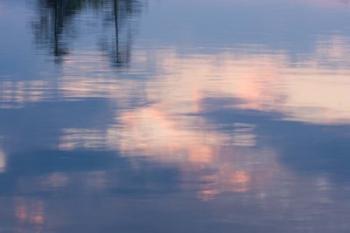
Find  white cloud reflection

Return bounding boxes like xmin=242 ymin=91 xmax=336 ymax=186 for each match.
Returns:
xmin=0 ymin=149 xmax=7 ymax=173
xmin=51 ymin=34 xmax=350 ymax=200
xmin=2 ymin=1 xmax=350 ymax=232
xmin=1 ymin=31 xmax=350 ymax=201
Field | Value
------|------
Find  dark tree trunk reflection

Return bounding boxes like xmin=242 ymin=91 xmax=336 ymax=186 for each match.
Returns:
xmin=32 ymin=0 xmax=143 ymax=66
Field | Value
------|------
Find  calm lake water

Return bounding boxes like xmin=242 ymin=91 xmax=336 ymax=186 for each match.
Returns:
xmin=1 ymin=0 xmax=350 ymax=232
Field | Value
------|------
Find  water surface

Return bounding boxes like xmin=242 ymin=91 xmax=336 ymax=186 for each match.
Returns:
xmin=1 ymin=0 xmax=350 ymax=232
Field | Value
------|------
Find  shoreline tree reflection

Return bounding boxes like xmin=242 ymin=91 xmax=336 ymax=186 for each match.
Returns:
xmin=32 ymin=0 xmax=143 ymax=66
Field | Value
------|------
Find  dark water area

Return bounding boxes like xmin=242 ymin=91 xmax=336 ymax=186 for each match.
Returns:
xmin=1 ymin=0 xmax=350 ymax=232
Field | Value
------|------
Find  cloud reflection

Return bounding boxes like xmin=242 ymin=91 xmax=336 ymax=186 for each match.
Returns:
xmin=47 ymin=34 xmax=350 ymax=201
xmin=1 ymin=33 xmax=348 ymax=199
xmin=55 ymin=35 xmax=350 ymax=124
xmin=1 ymin=1 xmax=350 ymax=231
xmin=0 ymin=149 xmax=6 ymax=173
xmin=15 ymin=198 xmax=46 ymax=231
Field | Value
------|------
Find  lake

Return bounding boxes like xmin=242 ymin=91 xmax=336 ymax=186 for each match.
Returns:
xmin=1 ymin=0 xmax=350 ymax=232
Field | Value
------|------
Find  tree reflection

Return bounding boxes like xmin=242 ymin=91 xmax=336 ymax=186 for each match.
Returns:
xmin=32 ymin=0 xmax=142 ymax=66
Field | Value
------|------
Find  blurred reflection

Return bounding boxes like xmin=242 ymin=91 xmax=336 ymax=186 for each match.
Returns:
xmin=32 ymin=0 xmax=142 ymax=65
xmin=54 ymin=37 xmax=350 ymax=200
xmin=1 ymin=0 xmax=350 ymax=232
xmin=0 ymin=149 xmax=6 ymax=173
xmin=113 ymin=0 xmax=138 ymax=65
xmin=15 ymin=199 xmax=45 ymax=225
xmin=0 ymin=80 xmax=49 ymax=108
xmin=15 ymin=199 xmax=46 ymax=232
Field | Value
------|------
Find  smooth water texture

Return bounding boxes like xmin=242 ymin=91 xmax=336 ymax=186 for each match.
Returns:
xmin=1 ymin=0 xmax=350 ymax=232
